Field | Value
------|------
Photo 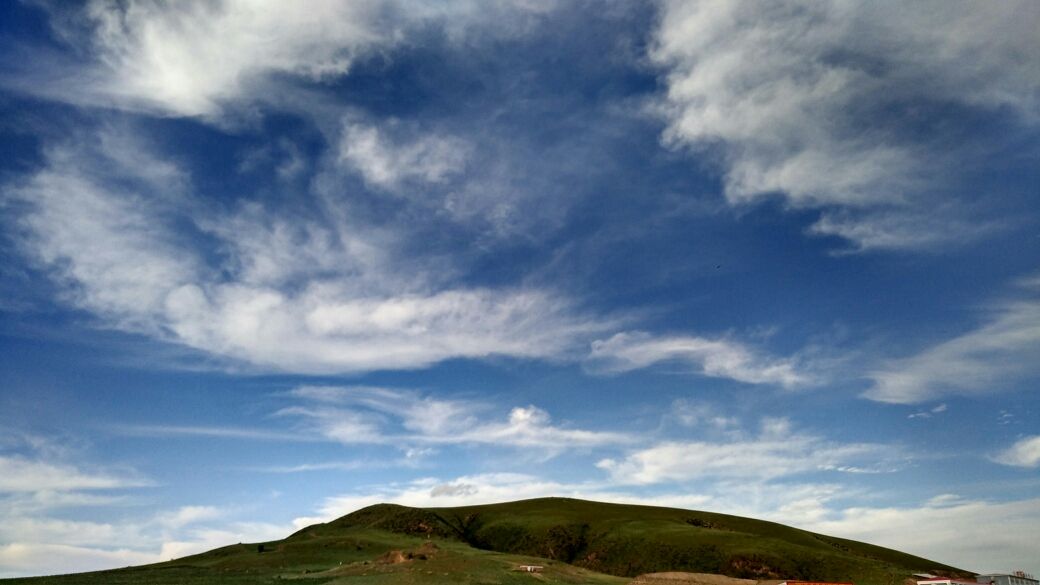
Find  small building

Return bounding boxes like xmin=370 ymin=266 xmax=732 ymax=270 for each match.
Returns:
xmin=517 ymin=565 xmax=543 ymax=573
xmin=977 ymin=573 xmax=1039 ymax=585
xmin=916 ymin=578 xmax=980 ymax=585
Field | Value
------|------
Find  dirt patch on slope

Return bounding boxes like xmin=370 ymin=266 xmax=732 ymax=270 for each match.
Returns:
xmin=379 ymin=550 xmax=409 ymax=564
xmin=378 ymin=542 xmax=440 ymax=564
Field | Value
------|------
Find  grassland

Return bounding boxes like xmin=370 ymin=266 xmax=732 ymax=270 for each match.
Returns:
xmin=1 ymin=497 xmax=970 ymax=585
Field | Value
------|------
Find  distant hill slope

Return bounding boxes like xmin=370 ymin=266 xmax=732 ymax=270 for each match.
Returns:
xmin=304 ymin=497 xmax=970 ymax=582
xmin=1 ymin=497 xmax=970 ymax=585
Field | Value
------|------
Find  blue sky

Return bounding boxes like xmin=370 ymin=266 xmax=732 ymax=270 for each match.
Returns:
xmin=0 ymin=0 xmax=1038 ymax=578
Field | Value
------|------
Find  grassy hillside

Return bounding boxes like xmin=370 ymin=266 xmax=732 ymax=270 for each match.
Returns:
xmin=1 ymin=526 xmax=625 ymax=585
xmin=309 ymin=497 xmax=968 ymax=583
xmin=1 ymin=497 xmax=970 ymax=585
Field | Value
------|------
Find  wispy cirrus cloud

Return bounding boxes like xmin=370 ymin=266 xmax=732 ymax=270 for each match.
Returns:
xmin=597 ymin=417 xmax=893 ymax=485
xmin=112 ymin=425 xmax=322 ymax=443
xmin=0 ymin=456 xmax=150 ymax=494
xmin=5 ymin=127 xmax=610 ymax=374
xmin=56 ymin=0 xmax=391 ymax=118
xmin=281 ymin=385 xmax=631 ymax=451
xmin=0 ymin=433 xmax=152 ymax=500
xmin=907 ymin=403 xmax=948 ymax=420
xmin=109 ymin=385 xmax=629 ymax=455
xmin=651 ymin=0 xmax=1040 ymax=251
xmin=586 ymin=330 xmax=811 ymax=388
xmin=14 ymin=0 xmax=559 ymax=120
xmin=339 ymin=118 xmax=470 ymax=191
xmin=865 ymin=280 xmax=1040 ymax=404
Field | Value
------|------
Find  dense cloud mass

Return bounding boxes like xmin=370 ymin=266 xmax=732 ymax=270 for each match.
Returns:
xmin=652 ymin=0 xmax=1040 ymax=250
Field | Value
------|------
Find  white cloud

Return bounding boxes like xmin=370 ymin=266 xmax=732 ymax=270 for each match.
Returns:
xmin=994 ymin=436 xmax=1040 ymax=468
xmin=275 ymin=406 xmax=389 ymax=445
xmin=865 ymin=288 xmax=1040 ymax=403
xmin=651 ymin=0 xmax=1039 ymax=249
xmin=0 ymin=543 xmax=157 ymax=579
xmin=597 ymin=417 xmax=889 ymax=485
xmin=105 ymin=383 xmax=628 ymax=455
xmin=0 ymin=441 xmax=180 ymax=577
xmin=799 ymin=496 xmax=1040 ymax=576
xmin=0 ymin=515 xmax=292 ymax=577
xmin=587 ymin=331 xmax=809 ymax=388
xmin=113 ymin=386 xmax=629 ymax=454
xmin=0 ymin=517 xmax=144 ymax=550
xmin=11 ymin=136 xmax=196 ymax=333
xmin=155 ymin=521 xmax=289 ymax=562
xmin=281 ymin=385 xmax=630 ymax=451
xmin=808 ymin=208 xmax=998 ymax=252
xmin=26 ymin=0 xmax=559 ymax=119
xmin=8 ymin=129 xmax=610 ymax=374
xmin=113 ymin=424 xmax=321 ymax=442
xmin=63 ymin=0 xmax=394 ymax=118
xmin=667 ymin=399 xmax=739 ymax=431
xmin=0 ymin=436 xmax=149 ymax=556
xmin=339 ymin=119 xmax=469 ymax=190
xmin=0 ymin=417 xmax=300 ymax=579
xmin=907 ymin=403 xmax=948 ymax=420
xmin=0 ymin=435 xmax=152 ymax=529
xmin=248 ymin=460 xmax=403 ymax=474
xmin=0 ymin=437 xmax=159 ymax=577
xmin=155 ymin=506 xmax=224 ymax=530
xmin=0 ymin=456 xmax=149 ymax=494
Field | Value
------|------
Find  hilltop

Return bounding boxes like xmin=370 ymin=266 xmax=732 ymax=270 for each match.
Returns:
xmin=2 ymin=497 xmax=971 ymax=585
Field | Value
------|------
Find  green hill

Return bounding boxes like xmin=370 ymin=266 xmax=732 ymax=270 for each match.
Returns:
xmin=1 ymin=497 xmax=970 ymax=585
xmin=314 ymin=497 xmax=969 ymax=582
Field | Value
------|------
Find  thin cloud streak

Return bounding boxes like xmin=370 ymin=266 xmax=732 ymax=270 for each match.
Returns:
xmin=111 ymin=425 xmax=323 ymax=443
xmin=865 ymin=281 xmax=1040 ymax=403
xmin=597 ymin=417 xmax=895 ymax=485
xmin=109 ymin=386 xmax=631 ymax=455
xmin=587 ymin=331 xmax=811 ymax=388
xmin=281 ymin=385 xmax=632 ymax=452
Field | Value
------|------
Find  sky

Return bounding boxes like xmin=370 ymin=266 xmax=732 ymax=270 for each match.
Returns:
xmin=0 ymin=0 xmax=1038 ymax=578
